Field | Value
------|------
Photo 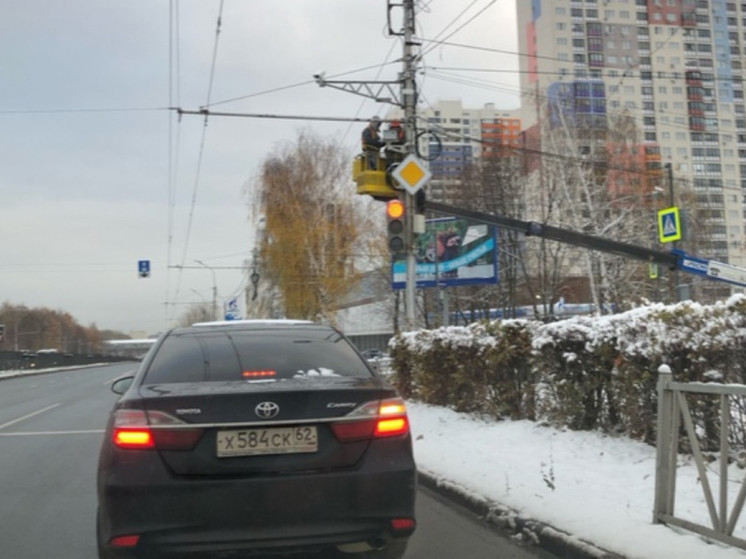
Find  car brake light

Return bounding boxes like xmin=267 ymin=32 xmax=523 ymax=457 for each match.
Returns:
xmin=390 ymin=518 xmax=416 ymax=534
xmin=110 ymin=534 xmax=140 ymax=547
xmin=112 ymin=409 xmax=203 ymax=450
xmin=331 ymin=398 xmax=409 ymax=442
xmin=242 ymin=370 xmax=276 ymax=378
xmin=375 ymin=417 xmax=408 ymax=437
xmin=113 ymin=429 xmax=154 ymax=448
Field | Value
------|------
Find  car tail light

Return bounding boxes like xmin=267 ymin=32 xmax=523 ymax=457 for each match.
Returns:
xmin=331 ymin=398 xmax=410 ymax=442
xmin=390 ymin=517 xmax=416 ymax=535
xmin=112 ymin=409 xmax=203 ymax=450
xmin=110 ymin=534 xmax=140 ymax=547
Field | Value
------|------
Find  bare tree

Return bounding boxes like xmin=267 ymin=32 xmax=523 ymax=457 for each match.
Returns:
xmin=539 ymin=103 xmax=661 ymax=313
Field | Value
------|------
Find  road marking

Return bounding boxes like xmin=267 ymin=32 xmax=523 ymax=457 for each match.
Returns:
xmin=0 ymin=403 xmax=61 ymax=431
xmin=0 ymin=429 xmax=104 ymax=437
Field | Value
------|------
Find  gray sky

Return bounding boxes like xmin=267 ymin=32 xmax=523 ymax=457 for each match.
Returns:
xmin=0 ymin=0 xmax=520 ymax=336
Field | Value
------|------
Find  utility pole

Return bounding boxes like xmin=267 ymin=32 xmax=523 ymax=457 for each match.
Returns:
xmin=315 ymin=0 xmax=421 ymax=330
xmin=401 ymin=0 xmax=418 ymax=330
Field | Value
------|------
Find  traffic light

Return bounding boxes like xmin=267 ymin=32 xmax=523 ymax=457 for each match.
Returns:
xmin=386 ymin=199 xmax=406 ymax=255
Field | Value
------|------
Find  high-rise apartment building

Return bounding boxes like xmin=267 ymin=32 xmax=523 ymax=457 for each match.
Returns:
xmin=516 ymin=0 xmax=746 ymax=284
xmin=413 ymin=100 xmax=521 ymax=202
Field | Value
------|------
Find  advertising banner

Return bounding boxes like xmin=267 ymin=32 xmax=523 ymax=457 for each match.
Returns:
xmin=392 ymin=217 xmax=498 ymax=289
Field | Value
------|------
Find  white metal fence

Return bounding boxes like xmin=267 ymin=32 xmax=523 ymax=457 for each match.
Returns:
xmin=654 ymin=365 xmax=746 ymax=549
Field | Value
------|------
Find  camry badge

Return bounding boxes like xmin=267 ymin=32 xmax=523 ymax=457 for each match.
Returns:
xmin=255 ymin=401 xmax=280 ymax=419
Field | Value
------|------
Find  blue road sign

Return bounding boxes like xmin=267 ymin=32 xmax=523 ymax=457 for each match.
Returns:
xmin=138 ymin=260 xmax=151 ymax=278
xmin=676 ymin=252 xmax=709 ymax=277
xmin=674 ymin=249 xmax=746 ymax=288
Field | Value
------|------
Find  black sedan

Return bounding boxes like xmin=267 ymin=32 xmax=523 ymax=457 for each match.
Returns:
xmin=97 ymin=320 xmax=416 ymax=558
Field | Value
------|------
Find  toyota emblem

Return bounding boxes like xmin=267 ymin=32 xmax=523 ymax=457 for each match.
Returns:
xmin=255 ymin=401 xmax=280 ymax=419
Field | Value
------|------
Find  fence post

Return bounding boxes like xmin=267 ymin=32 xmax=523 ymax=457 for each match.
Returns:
xmin=654 ymin=364 xmax=674 ymax=523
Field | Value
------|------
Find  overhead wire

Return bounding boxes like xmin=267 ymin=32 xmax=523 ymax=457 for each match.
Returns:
xmin=0 ymin=107 xmax=169 ymax=114
xmin=422 ymin=0 xmax=482 ymax=50
xmin=172 ymin=0 xmax=225 ymax=315
xmin=204 ymin=61 xmax=402 ymax=109
xmin=425 ymin=65 xmax=745 ymax=147
xmin=419 ymin=0 xmax=499 ymax=59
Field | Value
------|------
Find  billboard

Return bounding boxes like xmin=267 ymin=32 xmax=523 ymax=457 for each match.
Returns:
xmin=392 ymin=217 xmax=498 ymax=289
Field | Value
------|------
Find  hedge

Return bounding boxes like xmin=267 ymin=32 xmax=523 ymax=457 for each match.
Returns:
xmin=388 ymin=295 xmax=746 ymax=447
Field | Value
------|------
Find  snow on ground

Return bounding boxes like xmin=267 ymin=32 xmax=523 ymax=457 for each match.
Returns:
xmin=408 ymin=401 xmax=746 ymax=559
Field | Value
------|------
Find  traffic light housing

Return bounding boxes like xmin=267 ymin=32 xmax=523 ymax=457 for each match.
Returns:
xmin=386 ymin=199 xmax=406 ymax=255
xmin=415 ymin=189 xmax=426 ymax=215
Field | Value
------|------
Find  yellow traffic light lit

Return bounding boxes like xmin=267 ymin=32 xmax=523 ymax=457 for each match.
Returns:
xmin=387 ymin=199 xmax=405 ymax=219
xmin=386 ymin=199 xmax=406 ymax=255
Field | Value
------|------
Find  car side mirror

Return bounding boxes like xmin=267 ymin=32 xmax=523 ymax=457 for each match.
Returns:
xmin=111 ymin=376 xmax=134 ymax=395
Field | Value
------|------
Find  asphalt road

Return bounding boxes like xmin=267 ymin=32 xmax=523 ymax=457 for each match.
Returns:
xmin=0 ymin=364 xmax=555 ymax=559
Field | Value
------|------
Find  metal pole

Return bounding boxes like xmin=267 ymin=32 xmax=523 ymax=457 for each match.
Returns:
xmin=665 ymin=163 xmax=681 ymax=302
xmin=402 ymin=0 xmax=417 ymax=331
xmin=654 ymin=364 xmax=674 ymax=523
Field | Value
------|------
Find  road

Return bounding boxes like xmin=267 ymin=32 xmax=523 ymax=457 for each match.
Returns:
xmin=0 ymin=364 xmax=556 ymax=559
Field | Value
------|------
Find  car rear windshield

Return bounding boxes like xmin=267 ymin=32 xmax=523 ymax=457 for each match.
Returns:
xmin=142 ymin=328 xmax=372 ymax=384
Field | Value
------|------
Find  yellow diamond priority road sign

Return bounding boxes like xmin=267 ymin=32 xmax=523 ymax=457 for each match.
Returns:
xmin=391 ymin=154 xmax=431 ymax=195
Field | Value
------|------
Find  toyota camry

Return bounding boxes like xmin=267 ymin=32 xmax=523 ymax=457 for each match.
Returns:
xmin=96 ymin=319 xmax=416 ymax=558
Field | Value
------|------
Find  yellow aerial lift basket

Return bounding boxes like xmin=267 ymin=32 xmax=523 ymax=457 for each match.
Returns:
xmin=352 ymin=154 xmax=399 ymax=201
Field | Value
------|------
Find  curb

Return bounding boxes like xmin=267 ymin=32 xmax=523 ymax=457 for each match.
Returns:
xmin=417 ymin=469 xmax=626 ymax=559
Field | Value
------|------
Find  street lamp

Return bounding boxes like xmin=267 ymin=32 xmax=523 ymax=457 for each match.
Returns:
xmin=194 ymin=260 xmax=218 ymax=321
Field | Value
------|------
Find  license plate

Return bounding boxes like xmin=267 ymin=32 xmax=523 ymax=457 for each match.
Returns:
xmin=216 ymin=426 xmax=318 ymax=457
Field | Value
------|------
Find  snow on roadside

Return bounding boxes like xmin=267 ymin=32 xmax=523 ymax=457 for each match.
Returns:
xmin=408 ymin=401 xmax=746 ymax=559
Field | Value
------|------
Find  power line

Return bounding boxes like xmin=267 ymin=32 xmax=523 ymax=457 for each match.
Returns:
xmin=176 ymin=108 xmax=389 ymax=123
xmin=424 ymin=67 xmax=744 ymax=142
xmin=420 ymin=0 xmax=500 ymax=58
xmin=424 ymin=0 xmax=481 ymax=48
xmin=0 ymin=107 xmax=169 ymax=115
xmin=173 ymin=0 xmax=225 ymax=314
xmin=204 ymin=61 xmax=402 ymax=109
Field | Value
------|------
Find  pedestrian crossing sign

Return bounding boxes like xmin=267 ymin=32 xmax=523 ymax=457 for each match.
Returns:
xmin=657 ymin=207 xmax=682 ymax=243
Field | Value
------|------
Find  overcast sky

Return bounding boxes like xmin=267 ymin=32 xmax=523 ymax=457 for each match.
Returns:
xmin=0 ymin=0 xmax=520 ymax=336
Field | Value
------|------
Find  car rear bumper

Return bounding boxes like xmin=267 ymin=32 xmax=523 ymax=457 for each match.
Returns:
xmin=98 ymin=438 xmax=416 ymax=557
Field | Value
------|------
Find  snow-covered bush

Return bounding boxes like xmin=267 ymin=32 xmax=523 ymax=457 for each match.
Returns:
xmin=481 ymin=320 xmax=537 ymax=419
xmin=533 ymin=316 xmax=618 ymax=431
xmin=388 ymin=295 xmax=746 ymax=447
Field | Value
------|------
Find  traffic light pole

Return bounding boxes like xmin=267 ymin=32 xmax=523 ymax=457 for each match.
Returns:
xmin=314 ymin=0 xmax=420 ymax=330
xmin=402 ymin=0 xmax=417 ymax=331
